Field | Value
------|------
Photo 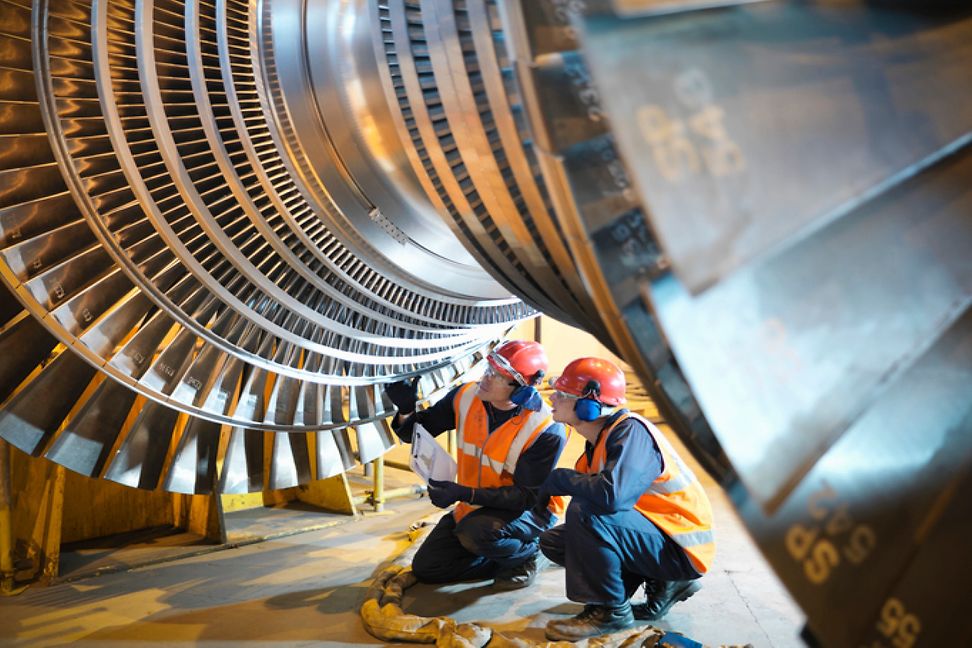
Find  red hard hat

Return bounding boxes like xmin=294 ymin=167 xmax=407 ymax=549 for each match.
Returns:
xmin=487 ymin=340 xmax=548 ymax=386
xmin=553 ymin=357 xmax=626 ymax=406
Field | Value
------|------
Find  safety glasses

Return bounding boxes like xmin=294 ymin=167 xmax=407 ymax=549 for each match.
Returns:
xmin=482 ymin=364 xmax=518 ymax=385
xmin=548 ymin=376 xmax=596 ymax=401
xmin=486 ymin=351 xmax=527 ymax=386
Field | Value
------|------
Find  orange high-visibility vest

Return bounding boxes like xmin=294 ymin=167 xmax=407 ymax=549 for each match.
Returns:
xmin=452 ymin=383 xmax=566 ymax=521
xmin=575 ymin=412 xmax=715 ymax=574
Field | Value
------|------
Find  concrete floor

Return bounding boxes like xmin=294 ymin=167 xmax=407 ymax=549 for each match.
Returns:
xmin=0 ymin=424 xmax=806 ymax=647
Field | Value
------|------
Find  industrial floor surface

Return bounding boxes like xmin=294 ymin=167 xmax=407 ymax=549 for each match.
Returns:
xmin=0 ymin=424 xmax=805 ymax=647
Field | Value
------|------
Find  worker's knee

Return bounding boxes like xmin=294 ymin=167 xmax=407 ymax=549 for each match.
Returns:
xmin=410 ymin=544 xmax=452 ymax=583
xmin=455 ymin=515 xmax=504 ymax=556
xmin=565 ymin=499 xmax=594 ymax=528
xmin=539 ymin=527 xmax=566 ymax=566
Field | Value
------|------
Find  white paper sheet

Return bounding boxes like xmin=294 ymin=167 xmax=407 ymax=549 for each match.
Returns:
xmin=409 ymin=424 xmax=457 ymax=483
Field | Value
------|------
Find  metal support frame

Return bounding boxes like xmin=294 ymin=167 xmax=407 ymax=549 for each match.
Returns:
xmin=352 ymin=418 xmax=429 ymax=511
xmin=352 ymin=478 xmax=426 ymax=511
xmin=0 ymin=440 xmax=19 ymax=595
xmin=447 ymin=429 xmax=457 ymax=459
xmin=372 ymin=456 xmax=385 ymax=512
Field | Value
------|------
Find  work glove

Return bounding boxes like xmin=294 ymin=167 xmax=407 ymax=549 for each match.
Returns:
xmin=427 ymin=479 xmax=473 ymax=509
xmin=385 ymin=377 xmax=420 ymax=414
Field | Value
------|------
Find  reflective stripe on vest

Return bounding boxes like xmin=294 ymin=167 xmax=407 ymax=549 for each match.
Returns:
xmin=577 ymin=412 xmax=715 ymax=574
xmin=451 ymin=382 xmax=555 ymax=522
xmin=668 ymin=529 xmax=716 ymax=550
xmin=646 ymin=430 xmax=700 ymax=497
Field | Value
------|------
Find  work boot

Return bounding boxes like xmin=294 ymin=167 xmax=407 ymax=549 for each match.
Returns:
xmin=631 ymin=578 xmax=701 ymax=621
xmin=629 ymin=578 xmax=656 ymax=620
xmin=544 ymin=601 xmax=635 ymax=642
xmin=493 ymin=552 xmax=549 ymax=590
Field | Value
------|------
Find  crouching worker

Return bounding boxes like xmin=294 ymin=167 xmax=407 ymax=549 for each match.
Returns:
xmin=384 ymin=340 xmax=568 ymax=589
xmin=536 ymin=358 xmax=714 ymax=642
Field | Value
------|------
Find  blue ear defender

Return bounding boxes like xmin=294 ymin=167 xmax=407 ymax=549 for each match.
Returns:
xmin=510 ymin=370 xmax=545 ymax=411
xmin=574 ymin=380 xmax=603 ymax=422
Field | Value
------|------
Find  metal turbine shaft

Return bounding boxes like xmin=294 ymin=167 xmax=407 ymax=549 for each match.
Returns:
xmin=2 ymin=0 xmax=972 ymax=643
xmin=0 ymin=0 xmax=541 ymax=493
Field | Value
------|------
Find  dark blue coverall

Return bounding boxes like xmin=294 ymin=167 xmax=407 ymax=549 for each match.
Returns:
xmin=538 ymin=410 xmax=699 ymax=605
xmin=393 ymin=385 xmax=568 ymax=583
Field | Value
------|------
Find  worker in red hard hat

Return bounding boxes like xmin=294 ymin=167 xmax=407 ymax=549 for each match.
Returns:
xmin=384 ymin=340 xmax=568 ymax=589
xmin=536 ymin=357 xmax=715 ymax=642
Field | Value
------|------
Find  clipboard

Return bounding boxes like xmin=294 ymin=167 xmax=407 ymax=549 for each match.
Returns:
xmin=409 ymin=424 xmax=458 ymax=483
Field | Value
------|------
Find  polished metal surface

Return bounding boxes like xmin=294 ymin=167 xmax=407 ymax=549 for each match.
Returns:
xmin=1 ymin=0 xmax=971 ymax=642
xmin=563 ymin=4 xmax=972 ymax=645
xmin=585 ymin=4 xmax=972 ymax=294
xmin=0 ymin=0 xmax=520 ymax=495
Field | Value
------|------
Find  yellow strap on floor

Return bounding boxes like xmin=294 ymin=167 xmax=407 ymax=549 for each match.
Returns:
xmin=358 ymin=518 xmax=686 ymax=647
